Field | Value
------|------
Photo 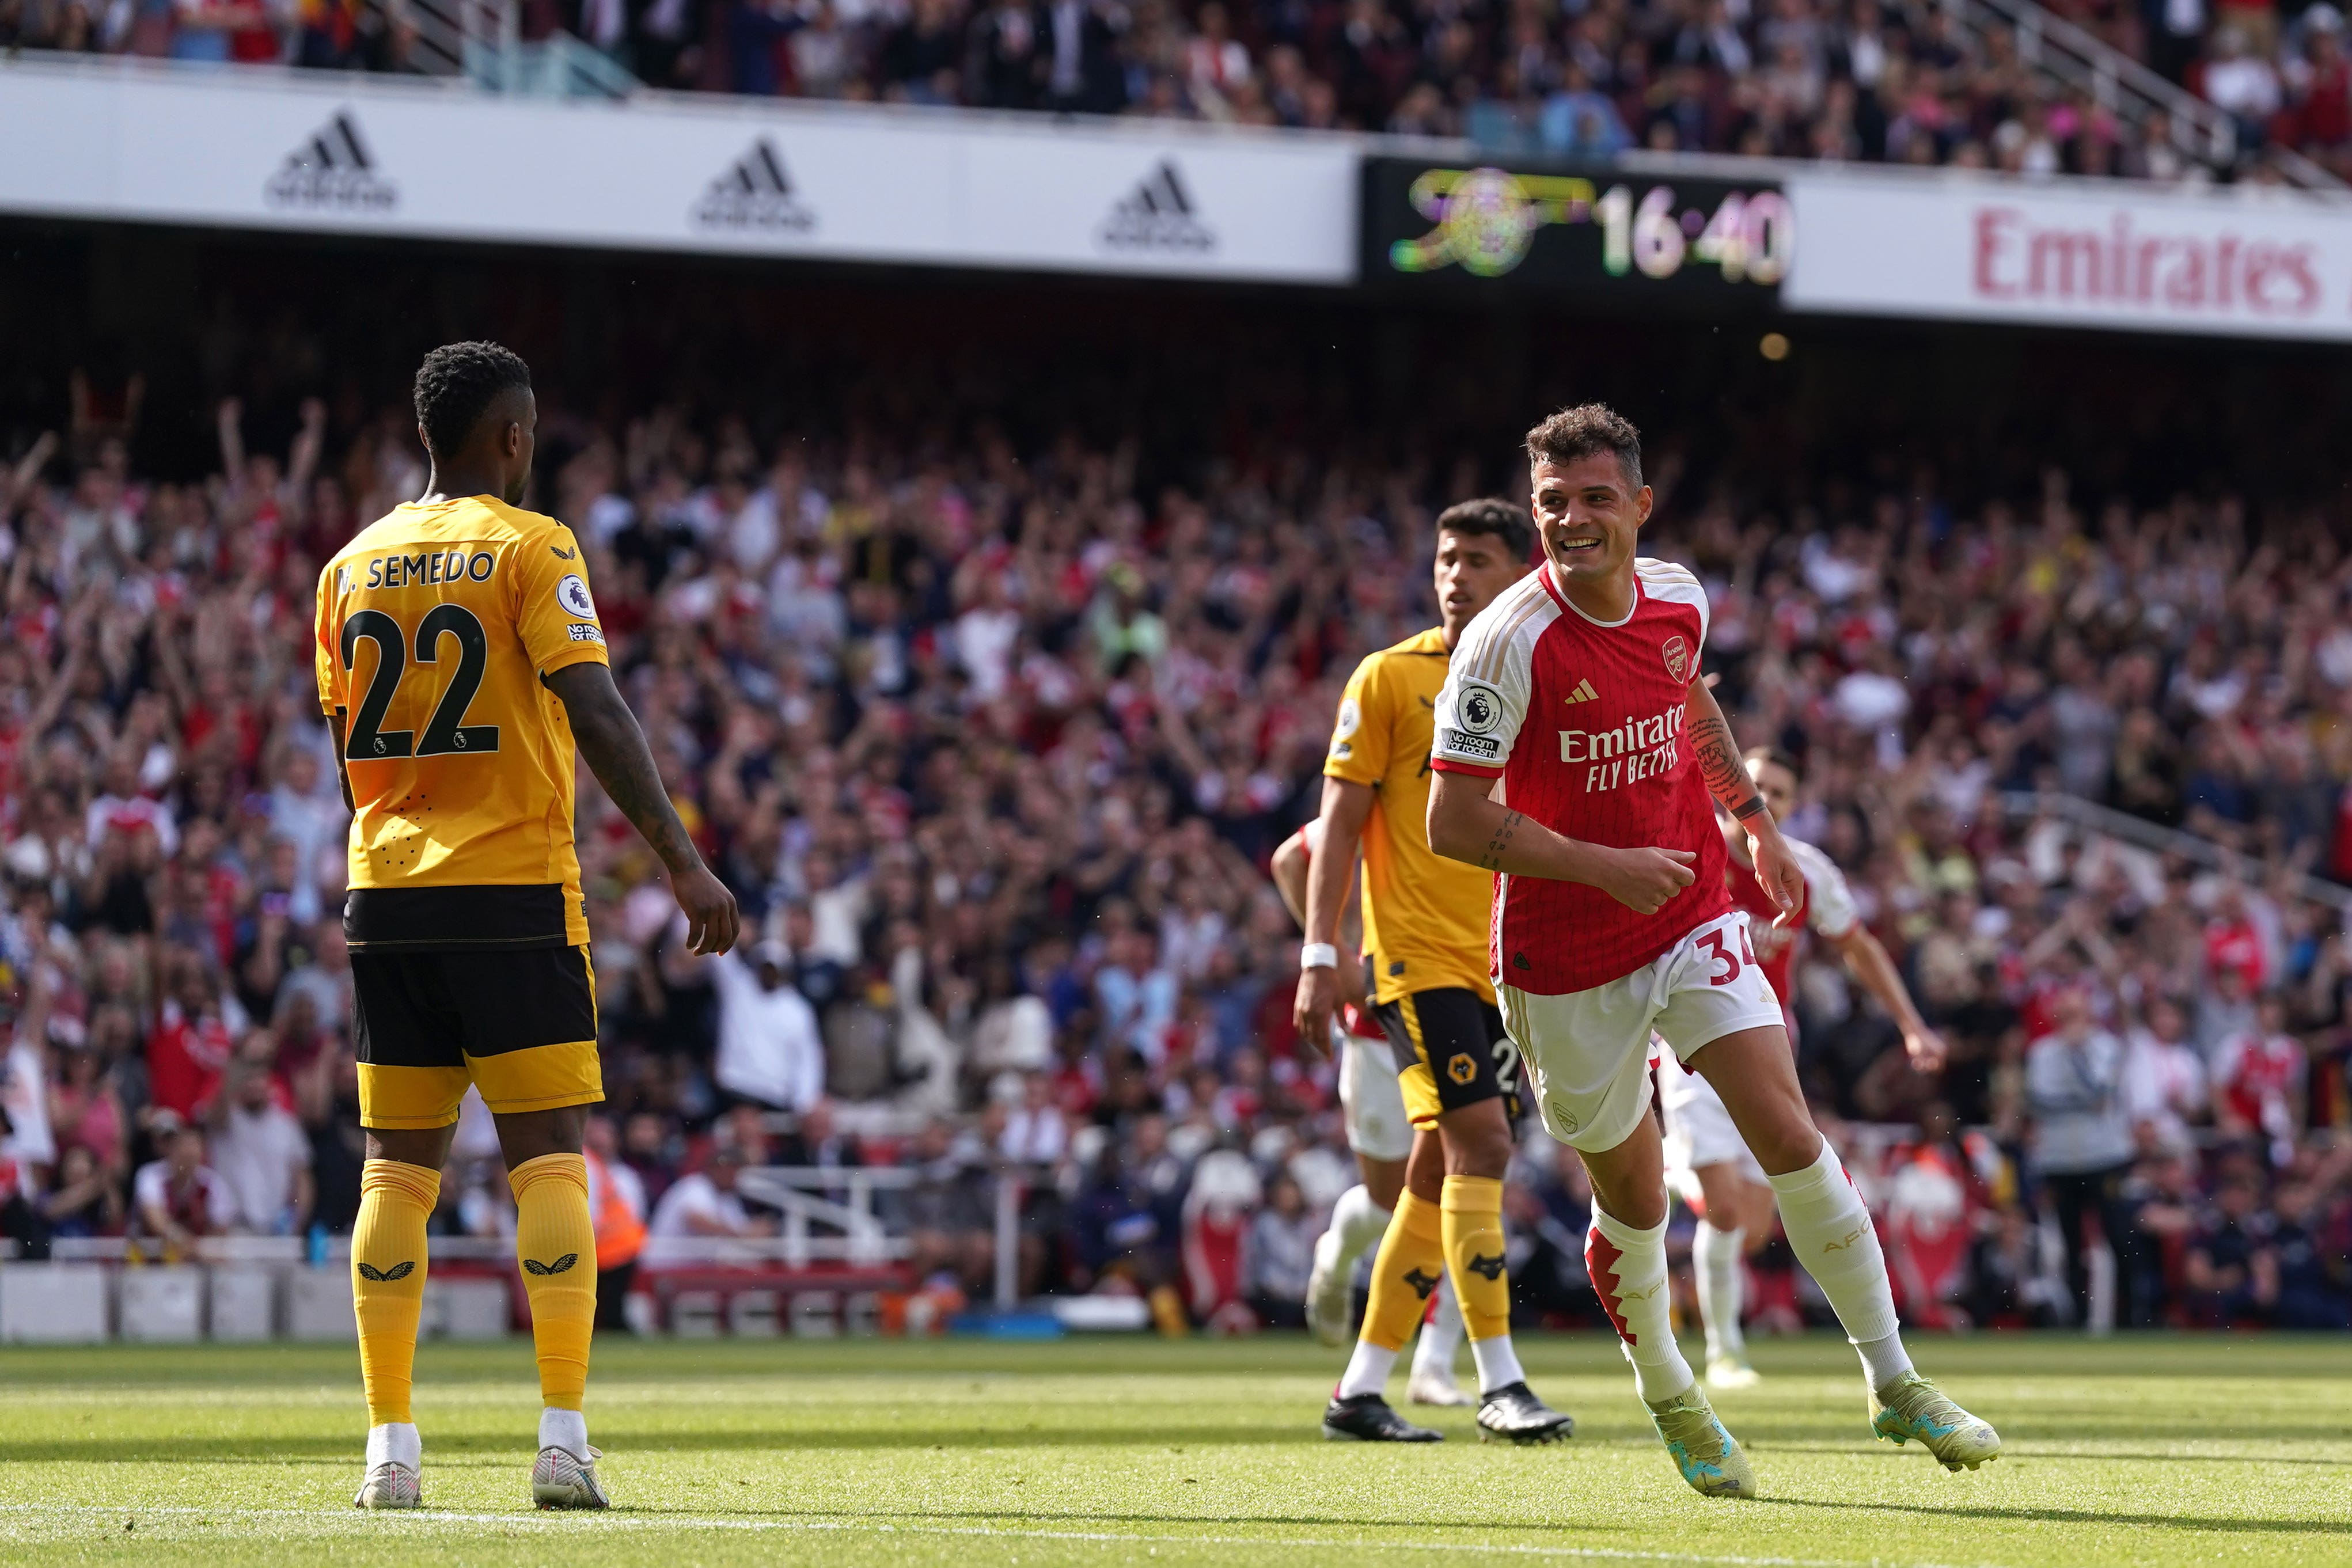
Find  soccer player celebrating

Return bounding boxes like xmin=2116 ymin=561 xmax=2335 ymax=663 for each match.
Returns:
xmin=1663 ymin=745 xmax=1949 ymax=1391
xmin=1295 ymin=499 xmax=1572 ymax=1445
xmin=1270 ymin=819 xmax=1469 ymax=1407
xmin=1426 ymin=407 xmax=1997 ymax=1497
xmin=318 ymin=343 xmax=739 ymax=1510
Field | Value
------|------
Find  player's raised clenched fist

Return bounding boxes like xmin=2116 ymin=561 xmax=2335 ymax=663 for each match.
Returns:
xmin=674 ymin=865 xmax=741 ymax=955
xmin=1598 ymin=846 xmax=1697 ymax=915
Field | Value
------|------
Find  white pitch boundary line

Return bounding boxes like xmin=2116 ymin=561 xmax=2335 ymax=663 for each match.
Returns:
xmin=0 ymin=1505 xmax=2009 ymax=1568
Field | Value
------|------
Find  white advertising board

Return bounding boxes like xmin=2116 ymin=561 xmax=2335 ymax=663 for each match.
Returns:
xmin=0 ymin=62 xmax=1359 ymax=284
xmin=1784 ymin=169 xmax=2352 ymax=341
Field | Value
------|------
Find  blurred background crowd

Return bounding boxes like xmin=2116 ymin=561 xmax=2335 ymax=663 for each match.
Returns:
xmin=5 ymin=0 xmax=2347 ymax=181
xmin=0 ymin=297 xmax=2347 ymax=1341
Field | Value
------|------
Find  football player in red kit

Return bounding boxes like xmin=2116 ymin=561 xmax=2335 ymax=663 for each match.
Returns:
xmin=1425 ymin=404 xmax=1998 ymax=1498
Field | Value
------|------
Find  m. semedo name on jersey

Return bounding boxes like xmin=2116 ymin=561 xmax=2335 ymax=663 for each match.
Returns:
xmin=337 ymin=550 xmax=501 ymax=593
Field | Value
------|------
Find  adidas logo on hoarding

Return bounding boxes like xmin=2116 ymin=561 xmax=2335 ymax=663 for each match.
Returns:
xmin=692 ymin=139 xmax=815 ymax=233
xmin=1097 ymin=160 xmax=1215 ymax=253
xmin=264 ymin=111 xmax=397 ymax=212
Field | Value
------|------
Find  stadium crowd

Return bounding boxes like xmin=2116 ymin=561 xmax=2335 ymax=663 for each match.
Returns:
xmin=5 ymin=0 xmax=2346 ymax=180
xmin=0 ymin=367 xmax=2347 ymax=1339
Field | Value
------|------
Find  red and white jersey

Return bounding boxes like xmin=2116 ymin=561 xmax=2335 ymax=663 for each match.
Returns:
xmin=1431 ymin=558 xmax=1730 ymax=995
xmin=1724 ymin=835 xmax=1860 ymax=1003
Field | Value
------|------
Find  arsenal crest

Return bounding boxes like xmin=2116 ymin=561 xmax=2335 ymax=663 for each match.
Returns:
xmin=1661 ymin=635 xmax=1690 ymax=683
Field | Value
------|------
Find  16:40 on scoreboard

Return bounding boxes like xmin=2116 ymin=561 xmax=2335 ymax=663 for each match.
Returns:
xmin=1360 ymin=158 xmax=1793 ymax=303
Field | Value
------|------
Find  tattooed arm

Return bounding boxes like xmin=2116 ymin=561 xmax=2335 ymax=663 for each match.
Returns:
xmin=1686 ymin=679 xmax=1769 ymax=825
xmin=1426 ymin=770 xmax=1697 ymax=916
xmin=1686 ymin=674 xmax=1802 ymax=924
xmin=546 ymin=662 xmax=741 ymax=955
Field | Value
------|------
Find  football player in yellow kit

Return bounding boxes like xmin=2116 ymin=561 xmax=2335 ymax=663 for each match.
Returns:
xmin=317 ymin=342 xmax=738 ymax=1510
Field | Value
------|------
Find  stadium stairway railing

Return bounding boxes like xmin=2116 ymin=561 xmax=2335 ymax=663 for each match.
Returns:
xmin=362 ymin=0 xmax=636 ymax=97
xmin=1940 ymin=0 xmax=2342 ymax=188
xmin=1997 ymin=790 xmax=2352 ymax=914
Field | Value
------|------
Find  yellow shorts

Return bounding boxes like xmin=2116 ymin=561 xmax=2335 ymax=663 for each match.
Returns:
xmin=1371 ymin=986 xmax=1522 ymax=1129
xmin=351 ymin=944 xmax=603 ymax=1129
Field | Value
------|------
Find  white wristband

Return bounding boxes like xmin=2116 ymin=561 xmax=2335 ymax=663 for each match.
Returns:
xmin=1300 ymin=943 xmax=1339 ymax=971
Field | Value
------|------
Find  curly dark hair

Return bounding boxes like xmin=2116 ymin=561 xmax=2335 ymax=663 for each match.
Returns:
xmin=1524 ymin=403 xmax=1642 ymax=491
xmin=412 ymin=341 xmax=532 ymax=461
xmin=1743 ymin=745 xmax=1804 ymax=783
xmin=1434 ymin=496 xmax=1533 ymax=561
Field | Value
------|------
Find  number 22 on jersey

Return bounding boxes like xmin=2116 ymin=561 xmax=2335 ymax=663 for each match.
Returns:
xmin=340 ymin=605 xmax=500 ymax=758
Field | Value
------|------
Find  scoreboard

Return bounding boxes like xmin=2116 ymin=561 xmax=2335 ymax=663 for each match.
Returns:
xmin=1360 ymin=158 xmax=1792 ymax=306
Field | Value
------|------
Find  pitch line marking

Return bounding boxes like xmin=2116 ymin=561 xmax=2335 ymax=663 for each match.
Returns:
xmin=0 ymin=1505 xmax=2012 ymax=1568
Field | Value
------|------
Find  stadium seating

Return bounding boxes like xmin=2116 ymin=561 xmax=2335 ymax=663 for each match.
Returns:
xmin=3 ymin=0 xmax=2343 ymax=183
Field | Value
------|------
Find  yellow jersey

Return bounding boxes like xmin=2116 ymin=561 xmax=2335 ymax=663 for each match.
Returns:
xmin=1325 ymin=627 xmax=1494 ymax=1005
xmin=313 ymin=496 xmax=609 ymax=953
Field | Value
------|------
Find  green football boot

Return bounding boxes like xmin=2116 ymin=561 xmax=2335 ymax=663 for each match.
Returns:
xmin=1871 ymin=1372 xmax=2001 ymax=1471
xmin=1645 ymin=1386 xmax=1758 ymax=1499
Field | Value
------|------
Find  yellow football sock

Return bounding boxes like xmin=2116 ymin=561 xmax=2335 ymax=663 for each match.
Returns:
xmin=1357 ymin=1190 xmax=1447 ymax=1352
xmin=1441 ymin=1174 xmax=1511 ymax=1342
xmin=511 ymin=1152 xmax=597 ymax=1412
xmin=352 ymin=1158 xmax=439 ymax=1426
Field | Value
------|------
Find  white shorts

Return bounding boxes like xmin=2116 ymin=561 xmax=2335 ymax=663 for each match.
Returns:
xmin=1338 ymin=1028 xmax=1413 ymax=1162
xmin=1499 ymin=910 xmax=1785 ymax=1155
xmin=1660 ymin=1053 xmax=1767 ymax=1195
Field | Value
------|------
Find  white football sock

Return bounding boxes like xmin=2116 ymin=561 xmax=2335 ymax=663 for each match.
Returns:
xmin=1587 ymin=1203 xmax=1695 ymax=1404
xmin=1766 ymin=1137 xmax=1911 ymax=1386
xmin=1410 ymin=1271 xmax=1465 ymax=1381
xmin=1467 ymin=1334 xmax=1526 ymax=1394
xmin=1336 ymin=1340 xmax=1398 ymax=1400
xmin=1329 ymin=1184 xmax=1393 ymax=1273
xmin=367 ymin=1421 xmax=420 ymax=1471
xmin=538 ymin=1406 xmax=590 ymax=1460
xmin=1856 ymin=1331 xmax=1915 ymax=1390
xmin=1692 ymin=1220 xmax=1747 ymax=1362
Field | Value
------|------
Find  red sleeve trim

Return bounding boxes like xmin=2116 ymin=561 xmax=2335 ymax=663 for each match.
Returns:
xmin=1431 ymin=757 xmax=1504 ymax=779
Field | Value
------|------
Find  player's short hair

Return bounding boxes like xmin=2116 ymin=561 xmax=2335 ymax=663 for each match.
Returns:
xmin=1525 ymin=403 xmax=1643 ymax=491
xmin=413 ymin=341 xmax=532 ymax=461
xmin=1435 ymin=496 xmax=1534 ymax=561
xmin=1744 ymin=745 xmax=1803 ymax=783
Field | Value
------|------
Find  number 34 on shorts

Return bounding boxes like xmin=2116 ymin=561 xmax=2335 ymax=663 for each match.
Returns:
xmin=1496 ymin=910 xmax=1785 ymax=1155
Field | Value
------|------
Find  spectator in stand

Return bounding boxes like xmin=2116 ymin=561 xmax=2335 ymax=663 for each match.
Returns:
xmin=146 ymin=951 xmax=245 ymax=1125
xmin=131 ymin=1113 xmax=233 ymax=1252
xmin=697 ymin=939 xmax=826 ymax=1114
xmin=207 ymin=1039 xmax=314 ymax=1235
xmin=2284 ymin=9 xmax=2351 ymax=173
xmin=1245 ymin=1170 xmax=1315 ymax=1328
xmin=2024 ymin=986 xmax=2138 ymax=1328
xmin=2203 ymin=25 xmax=2283 ymax=149
xmin=2122 ymin=997 xmax=2208 ymax=1155
xmin=2265 ymin=1183 xmax=2350 ymax=1328
xmin=2210 ymin=994 xmax=2306 ymax=1159
xmin=644 ymin=1142 xmax=775 ymax=1264
xmin=2183 ymin=1174 xmax=2271 ymax=1324
xmin=39 ymin=1142 xmax=124 ymax=1240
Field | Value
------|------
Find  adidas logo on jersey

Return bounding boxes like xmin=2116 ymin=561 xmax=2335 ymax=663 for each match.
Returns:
xmin=265 ymin=110 xmax=398 ymax=213
xmin=1097 ymin=161 xmax=1216 ymax=253
xmin=1561 ymin=678 xmax=1599 ymax=705
xmin=692 ymin=139 xmax=817 ymax=233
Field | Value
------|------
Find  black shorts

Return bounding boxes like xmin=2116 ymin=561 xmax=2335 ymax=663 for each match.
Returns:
xmin=1371 ymin=986 xmax=1523 ymax=1128
xmin=351 ymin=945 xmax=602 ymax=1129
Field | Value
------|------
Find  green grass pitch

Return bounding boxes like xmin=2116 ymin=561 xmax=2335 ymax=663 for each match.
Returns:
xmin=1 ymin=1332 xmax=2346 ymax=1566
